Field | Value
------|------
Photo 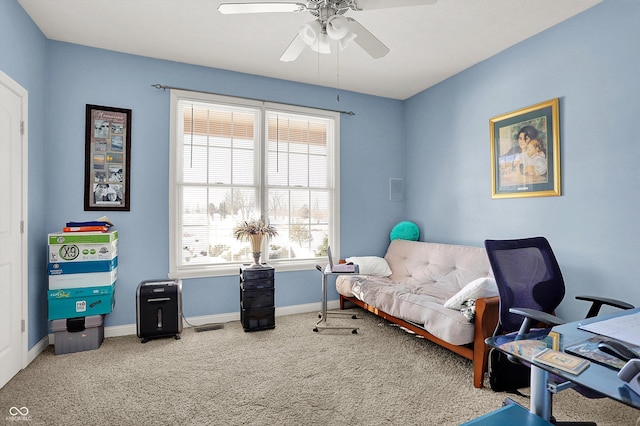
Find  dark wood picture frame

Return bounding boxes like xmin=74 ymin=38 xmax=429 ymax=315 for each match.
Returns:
xmin=84 ymin=104 xmax=132 ymax=211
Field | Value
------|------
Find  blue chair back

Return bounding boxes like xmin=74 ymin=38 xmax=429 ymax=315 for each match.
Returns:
xmin=484 ymin=237 xmax=565 ymax=334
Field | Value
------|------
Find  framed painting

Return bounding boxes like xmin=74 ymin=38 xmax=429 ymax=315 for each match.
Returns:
xmin=84 ymin=104 xmax=132 ymax=211
xmin=490 ymin=98 xmax=561 ymax=199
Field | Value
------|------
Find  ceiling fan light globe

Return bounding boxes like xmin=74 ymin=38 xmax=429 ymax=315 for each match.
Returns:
xmin=338 ymin=32 xmax=357 ymax=50
xmin=309 ymin=33 xmax=331 ymax=54
xmin=326 ymin=15 xmax=349 ymax=40
xmin=299 ymin=20 xmax=322 ymax=46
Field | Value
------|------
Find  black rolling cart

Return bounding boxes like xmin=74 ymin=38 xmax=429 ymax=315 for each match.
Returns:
xmin=136 ymin=279 xmax=182 ymax=343
xmin=240 ymin=264 xmax=275 ymax=331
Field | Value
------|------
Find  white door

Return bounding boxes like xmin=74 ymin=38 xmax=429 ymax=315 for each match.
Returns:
xmin=0 ymin=71 xmax=27 ymax=389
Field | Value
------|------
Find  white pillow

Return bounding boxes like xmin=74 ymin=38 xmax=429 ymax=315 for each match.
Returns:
xmin=443 ymin=277 xmax=498 ymax=309
xmin=345 ymin=256 xmax=392 ymax=277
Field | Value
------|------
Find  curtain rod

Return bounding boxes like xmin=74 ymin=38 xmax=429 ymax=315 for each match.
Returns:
xmin=151 ymin=84 xmax=355 ymax=116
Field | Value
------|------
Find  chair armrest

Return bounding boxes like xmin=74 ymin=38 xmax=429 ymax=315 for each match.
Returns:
xmin=575 ymin=295 xmax=635 ymax=318
xmin=509 ymin=307 xmax=564 ymax=336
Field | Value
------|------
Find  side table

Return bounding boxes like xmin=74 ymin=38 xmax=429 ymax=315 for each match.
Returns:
xmin=313 ymin=264 xmax=359 ymax=333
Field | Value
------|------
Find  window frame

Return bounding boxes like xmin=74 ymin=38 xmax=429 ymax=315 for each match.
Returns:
xmin=169 ymin=90 xmax=341 ymax=278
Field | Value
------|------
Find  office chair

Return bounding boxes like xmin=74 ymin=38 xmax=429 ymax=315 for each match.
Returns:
xmin=484 ymin=236 xmax=634 ymax=426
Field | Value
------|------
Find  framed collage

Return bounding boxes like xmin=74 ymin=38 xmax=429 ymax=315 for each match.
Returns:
xmin=84 ymin=104 xmax=132 ymax=211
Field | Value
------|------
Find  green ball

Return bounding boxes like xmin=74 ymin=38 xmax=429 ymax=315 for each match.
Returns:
xmin=390 ymin=221 xmax=419 ymax=241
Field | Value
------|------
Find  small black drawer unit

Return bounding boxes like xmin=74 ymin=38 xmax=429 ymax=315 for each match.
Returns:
xmin=240 ymin=264 xmax=275 ymax=331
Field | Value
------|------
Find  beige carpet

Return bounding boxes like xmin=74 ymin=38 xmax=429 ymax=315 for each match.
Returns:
xmin=1 ymin=310 xmax=638 ymax=425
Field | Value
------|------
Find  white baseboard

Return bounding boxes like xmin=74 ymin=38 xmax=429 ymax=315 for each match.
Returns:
xmin=45 ymin=300 xmax=341 ymax=341
xmin=27 ymin=335 xmax=50 ymax=364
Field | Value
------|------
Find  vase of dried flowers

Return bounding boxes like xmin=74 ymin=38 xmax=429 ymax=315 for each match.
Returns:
xmin=233 ymin=220 xmax=278 ymax=267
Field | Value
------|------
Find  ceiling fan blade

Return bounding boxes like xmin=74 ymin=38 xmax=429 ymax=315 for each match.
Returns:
xmin=353 ymin=0 xmax=436 ymax=10
xmin=280 ymin=33 xmax=308 ymax=62
xmin=218 ymin=2 xmax=307 ymax=14
xmin=347 ymin=18 xmax=389 ymax=59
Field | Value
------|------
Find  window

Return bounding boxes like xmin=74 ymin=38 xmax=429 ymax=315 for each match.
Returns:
xmin=169 ymin=90 xmax=340 ymax=278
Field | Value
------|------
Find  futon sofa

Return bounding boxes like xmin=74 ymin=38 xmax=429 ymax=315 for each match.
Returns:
xmin=336 ymin=239 xmax=500 ymax=388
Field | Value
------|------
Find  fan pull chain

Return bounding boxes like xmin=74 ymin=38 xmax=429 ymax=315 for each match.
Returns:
xmin=317 ymin=39 xmax=321 ymax=83
xmin=336 ymin=47 xmax=341 ymax=102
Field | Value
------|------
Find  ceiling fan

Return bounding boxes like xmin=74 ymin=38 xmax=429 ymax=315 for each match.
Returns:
xmin=218 ymin=0 xmax=437 ymax=62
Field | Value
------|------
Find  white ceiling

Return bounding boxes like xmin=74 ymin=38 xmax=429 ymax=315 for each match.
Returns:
xmin=18 ymin=0 xmax=601 ymax=100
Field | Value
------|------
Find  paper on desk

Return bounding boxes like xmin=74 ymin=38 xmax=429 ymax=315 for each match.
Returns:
xmin=579 ymin=312 xmax=640 ymax=347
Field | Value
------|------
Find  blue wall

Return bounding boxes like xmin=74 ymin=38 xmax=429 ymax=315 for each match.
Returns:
xmin=44 ymin=43 xmax=404 ymax=330
xmin=3 ymin=0 xmax=406 ymax=347
xmin=404 ymin=0 xmax=640 ymax=321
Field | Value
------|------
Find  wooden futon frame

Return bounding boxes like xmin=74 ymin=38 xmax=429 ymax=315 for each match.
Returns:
xmin=340 ymin=294 xmax=500 ymax=388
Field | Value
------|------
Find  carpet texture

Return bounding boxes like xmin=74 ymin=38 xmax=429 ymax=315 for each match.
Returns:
xmin=1 ymin=310 xmax=638 ymax=425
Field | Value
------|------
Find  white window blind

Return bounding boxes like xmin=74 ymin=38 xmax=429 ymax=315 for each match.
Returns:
xmin=169 ymin=91 xmax=340 ymax=278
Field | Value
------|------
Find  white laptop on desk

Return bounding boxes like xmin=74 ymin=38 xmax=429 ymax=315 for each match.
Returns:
xmin=326 ymin=246 xmax=356 ymax=273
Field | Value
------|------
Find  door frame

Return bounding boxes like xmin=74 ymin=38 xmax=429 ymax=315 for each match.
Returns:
xmin=0 ymin=70 xmax=29 ymax=373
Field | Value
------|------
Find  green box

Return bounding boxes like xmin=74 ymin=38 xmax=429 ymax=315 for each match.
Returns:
xmin=48 ymin=230 xmax=118 ymax=245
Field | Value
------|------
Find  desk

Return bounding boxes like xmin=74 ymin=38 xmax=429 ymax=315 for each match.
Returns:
xmin=313 ymin=264 xmax=359 ymax=333
xmin=486 ymin=308 xmax=640 ymax=421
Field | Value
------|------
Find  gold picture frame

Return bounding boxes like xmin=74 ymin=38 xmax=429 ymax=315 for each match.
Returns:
xmin=490 ymin=98 xmax=561 ymax=199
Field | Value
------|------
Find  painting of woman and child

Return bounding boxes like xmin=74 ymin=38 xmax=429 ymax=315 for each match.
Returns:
xmin=490 ymin=98 xmax=561 ymax=199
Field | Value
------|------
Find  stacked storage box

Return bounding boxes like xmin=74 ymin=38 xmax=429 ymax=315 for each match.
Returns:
xmin=50 ymin=315 xmax=105 ymax=355
xmin=239 ymin=264 xmax=275 ymax=331
xmin=47 ymin=230 xmax=118 ymax=354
